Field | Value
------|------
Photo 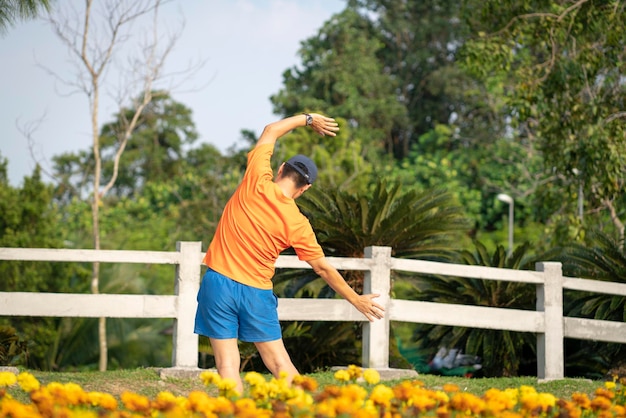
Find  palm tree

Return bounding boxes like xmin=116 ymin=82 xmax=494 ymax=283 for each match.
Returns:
xmin=408 ymin=241 xmax=540 ymax=377
xmin=0 ymin=0 xmax=51 ymax=34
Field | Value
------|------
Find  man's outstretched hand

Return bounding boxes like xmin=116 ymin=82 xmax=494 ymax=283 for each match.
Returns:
xmin=353 ymin=294 xmax=385 ymax=322
xmin=309 ymin=113 xmax=340 ymax=137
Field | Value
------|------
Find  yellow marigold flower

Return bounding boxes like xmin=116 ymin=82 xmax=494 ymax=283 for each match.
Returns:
xmin=16 ymin=372 xmax=40 ymax=393
xmin=218 ymin=377 xmax=240 ymax=397
xmin=409 ymin=389 xmax=438 ymax=413
xmin=363 ymin=369 xmax=380 ymax=385
xmin=605 ymin=381 xmax=617 ymax=390
xmin=0 ymin=372 xmax=17 ymax=387
xmin=484 ymin=388 xmax=516 ymax=414
xmin=334 ymin=369 xmax=351 ymax=383
xmin=442 ymin=383 xmax=459 ymax=393
xmin=244 ymin=371 xmax=266 ymax=387
xmin=341 ymin=384 xmax=368 ymax=404
xmin=347 ymin=364 xmax=363 ymax=380
xmin=519 ymin=385 xmax=537 ymax=397
xmin=86 ymin=391 xmax=118 ymax=411
xmin=369 ymin=384 xmax=395 ymax=408
xmin=200 ymin=370 xmax=222 ymax=387
xmin=187 ymin=390 xmax=213 ymax=414
xmin=537 ymin=392 xmax=557 ymax=411
xmin=432 ymin=389 xmax=449 ymax=404
xmin=121 ymin=391 xmax=151 ymax=413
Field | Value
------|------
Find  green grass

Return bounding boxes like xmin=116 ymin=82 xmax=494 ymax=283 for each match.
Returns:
xmin=4 ymin=367 xmax=603 ymax=402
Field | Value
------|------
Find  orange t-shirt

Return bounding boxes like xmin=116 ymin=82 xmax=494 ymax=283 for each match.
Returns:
xmin=203 ymin=143 xmax=324 ymax=290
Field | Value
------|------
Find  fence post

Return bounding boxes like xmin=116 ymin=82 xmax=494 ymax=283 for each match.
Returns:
xmin=172 ymin=241 xmax=203 ymax=368
xmin=535 ymin=261 xmax=564 ymax=380
xmin=362 ymin=246 xmax=392 ymax=369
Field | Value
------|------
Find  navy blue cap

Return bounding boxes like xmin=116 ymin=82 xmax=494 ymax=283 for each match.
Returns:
xmin=285 ymin=154 xmax=317 ymax=184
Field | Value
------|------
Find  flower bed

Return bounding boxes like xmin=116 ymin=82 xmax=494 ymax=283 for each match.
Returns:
xmin=1 ymin=365 xmax=625 ymax=417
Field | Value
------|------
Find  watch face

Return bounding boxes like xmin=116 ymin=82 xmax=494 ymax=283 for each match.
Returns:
xmin=306 ymin=114 xmax=313 ymax=125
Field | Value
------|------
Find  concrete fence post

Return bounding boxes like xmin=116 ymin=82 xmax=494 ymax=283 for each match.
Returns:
xmin=535 ymin=261 xmax=564 ymax=380
xmin=362 ymin=246 xmax=392 ymax=369
xmin=172 ymin=241 xmax=203 ymax=368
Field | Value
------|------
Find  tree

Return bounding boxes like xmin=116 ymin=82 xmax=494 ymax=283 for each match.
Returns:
xmin=44 ymin=0 xmax=190 ymax=371
xmin=271 ymin=6 xmax=408 ymax=159
xmin=462 ymin=0 xmax=626 ymax=240
xmin=0 ymin=161 xmax=90 ymax=369
xmin=0 ymin=0 xmax=50 ymax=34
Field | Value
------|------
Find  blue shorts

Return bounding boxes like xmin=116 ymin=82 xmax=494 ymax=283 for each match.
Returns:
xmin=194 ymin=269 xmax=281 ymax=342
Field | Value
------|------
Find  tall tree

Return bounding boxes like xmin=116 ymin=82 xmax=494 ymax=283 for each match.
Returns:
xmin=462 ymin=0 xmax=626 ymax=240
xmin=0 ymin=0 xmax=50 ymax=34
xmin=271 ymin=6 xmax=407 ymax=159
xmin=44 ymin=0 xmax=187 ymax=371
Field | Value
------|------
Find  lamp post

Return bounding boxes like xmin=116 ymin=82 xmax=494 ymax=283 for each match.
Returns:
xmin=497 ymin=193 xmax=514 ymax=255
xmin=572 ymin=168 xmax=583 ymax=221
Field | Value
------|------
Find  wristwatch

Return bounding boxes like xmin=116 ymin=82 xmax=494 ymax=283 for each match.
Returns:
xmin=305 ymin=113 xmax=313 ymax=126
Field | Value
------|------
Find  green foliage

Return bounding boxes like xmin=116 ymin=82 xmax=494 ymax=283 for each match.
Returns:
xmin=545 ymin=229 xmax=626 ymax=377
xmin=271 ymin=6 xmax=408 ymax=157
xmin=0 ymin=325 xmax=28 ymax=366
xmin=407 ymin=241 xmax=540 ymax=377
xmin=0 ymin=0 xmax=51 ymax=35
xmin=462 ymin=0 xmax=626 ymax=212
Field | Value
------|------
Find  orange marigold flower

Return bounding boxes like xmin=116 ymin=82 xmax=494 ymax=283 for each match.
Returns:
xmin=86 ymin=391 xmax=118 ymax=411
xmin=293 ymin=375 xmax=318 ymax=392
xmin=449 ymin=391 xmax=486 ymax=415
xmin=571 ymin=392 xmax=591 ymax=409
xmin=187 ymin=390 xmax=214 ymax=414
xmin=393 ymin=381 xmax=417 ymax=401
xmin=595 ymin=387 xmax=615 ymax=400
xmin=1 ymin=397 xmax=40 ymax=418
xmin=212 ymin=395 xmax=235 ymax=415
xmin=121 ymin=391 xmax=151 ymax=413
xmin=590 ymin=396 xmax=612 ymax=411
xmin=442 ymin=383 xmax=459 ymax=393
xmin=611 ymin=404 xmax=626 ymax=417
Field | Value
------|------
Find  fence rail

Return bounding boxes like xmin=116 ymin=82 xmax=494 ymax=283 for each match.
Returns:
xmin=2 ymin=242 xmax=626 ymax=380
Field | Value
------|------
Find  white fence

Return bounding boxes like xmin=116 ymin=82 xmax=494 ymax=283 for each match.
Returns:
xmin=1 ymin=242 xmax=626 ymax=380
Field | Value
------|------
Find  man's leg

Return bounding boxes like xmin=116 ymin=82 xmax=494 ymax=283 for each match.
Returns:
xmin=254 ymin=339 xmax=299 ymax=384
xmin=209 ymin=338 xmax=243 ymax=394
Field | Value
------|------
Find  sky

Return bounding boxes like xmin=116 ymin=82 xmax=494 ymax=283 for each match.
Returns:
xmin=0 ymin=0 xmax=345 ymax=186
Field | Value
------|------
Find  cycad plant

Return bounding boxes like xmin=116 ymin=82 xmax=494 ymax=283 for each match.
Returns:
xmin=275 ymin=180 xmax=470 ymax=296
xmin=548 ymin=230 xmax=626 ymax=378
xmin=407 ymin=241 xmax=539 ymax=377
xmin=273 ymin=179 xmax=470 ymax=373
